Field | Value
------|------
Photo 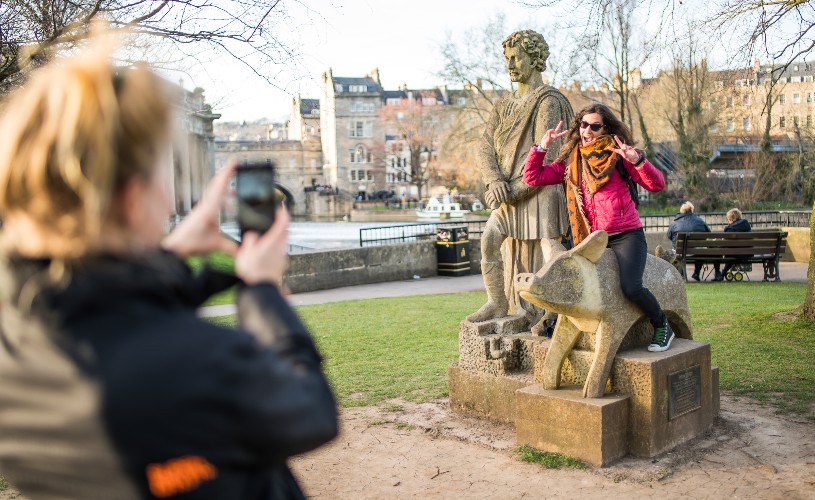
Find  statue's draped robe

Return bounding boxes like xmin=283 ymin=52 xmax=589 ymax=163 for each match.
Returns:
xmin=478 ymin=85 xmax=573 ymax=317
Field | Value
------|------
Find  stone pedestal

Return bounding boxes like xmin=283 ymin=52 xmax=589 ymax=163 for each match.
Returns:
xmin=531 ymin=338 xmax=718 ymax=457
xmin=516 ymin=386 xmax=629 ymax=467
xmin=449 ymin=319 xmax=720 ymax=465
xmin=448 ymin=363 xmax=531 ymax=423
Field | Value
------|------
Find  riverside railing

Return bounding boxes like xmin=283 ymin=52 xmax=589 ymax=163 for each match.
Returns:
xmin=358 ymin=210 xmax=811 ymax=248
xmin=359 ymin=219 xmax=489 ymax=247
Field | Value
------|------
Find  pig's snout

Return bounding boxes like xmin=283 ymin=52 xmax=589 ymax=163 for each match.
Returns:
xmin=515 ymin=273 xmax=543 ymax=294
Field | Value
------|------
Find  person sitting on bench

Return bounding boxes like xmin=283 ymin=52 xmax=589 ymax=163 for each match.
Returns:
xmin=667 ymin=201 xmax=720 ymax=281
xmin=718 ymin=208 xmax=752 ymax=281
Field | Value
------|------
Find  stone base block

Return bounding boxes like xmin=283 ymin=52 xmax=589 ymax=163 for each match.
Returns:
xmin=448 ymin=363 xmax=532 ymax=423
xmin=532 ymin=339 xmax=718 ymax=457
xmin=516 ymin=385 xmax=629 ymax=467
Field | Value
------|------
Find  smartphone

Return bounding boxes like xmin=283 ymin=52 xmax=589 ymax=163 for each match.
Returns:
xmin=236 ymin=161 xmax=278 ymax=237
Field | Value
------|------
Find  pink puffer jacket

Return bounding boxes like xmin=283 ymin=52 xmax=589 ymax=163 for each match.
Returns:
xmin=523 ymin=146 xmax=665 ymax=234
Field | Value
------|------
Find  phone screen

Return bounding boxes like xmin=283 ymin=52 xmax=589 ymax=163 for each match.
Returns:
xmin=237 ymin=162 xmax=277 ymax=236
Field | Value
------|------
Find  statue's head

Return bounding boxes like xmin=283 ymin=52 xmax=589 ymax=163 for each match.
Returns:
xmin=502 ymin=30 xmax=549 ymax=82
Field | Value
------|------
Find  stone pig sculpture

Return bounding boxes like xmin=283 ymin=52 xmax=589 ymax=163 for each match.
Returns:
xmin=515 ymin=230 xmax=692 ymax=398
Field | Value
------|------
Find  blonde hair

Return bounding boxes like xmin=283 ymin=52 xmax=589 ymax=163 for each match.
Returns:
xmin=727 ymin=208 xmax=742 ymax=223
xmin=0 ymin=40 xmax=172 ymax=258
xmin=680 ymin=201 xmax=695 ymax=214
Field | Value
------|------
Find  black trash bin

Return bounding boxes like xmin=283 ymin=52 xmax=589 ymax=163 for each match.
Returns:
xmin=436 ymin=226 xmax=470 ymax=276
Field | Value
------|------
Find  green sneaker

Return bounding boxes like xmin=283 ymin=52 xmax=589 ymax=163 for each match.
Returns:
xmin=648 ymin=320 xmax=675 ymax=352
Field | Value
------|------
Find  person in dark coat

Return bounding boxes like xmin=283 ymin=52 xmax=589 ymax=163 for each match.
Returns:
xmin=667 ymin=201 xmax=721 ymax=281
xmin=719 ymin=208 xmax=753 ymax=280
xmin=0 ymin=40 xmax=337 ymax=500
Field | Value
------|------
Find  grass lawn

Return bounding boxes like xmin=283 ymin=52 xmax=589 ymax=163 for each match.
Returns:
xmin=208 ymin=281 xmax=815 ymax=421
xmin=188 ymin=252 xmax=237 ymax=306
xmin=687 ymin=282 xmax=815 ymax=418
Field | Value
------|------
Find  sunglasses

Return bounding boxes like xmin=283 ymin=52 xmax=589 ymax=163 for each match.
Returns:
xmin=580 ymin=120 xmax=604 ymax=132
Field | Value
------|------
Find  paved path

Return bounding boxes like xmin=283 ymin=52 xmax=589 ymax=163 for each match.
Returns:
xmin=198 ymin=262 xmax=809 ymax=317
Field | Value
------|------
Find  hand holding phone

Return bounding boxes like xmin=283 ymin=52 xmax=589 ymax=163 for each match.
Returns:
xmin=237 ymin=161 xmax=278 ymax=237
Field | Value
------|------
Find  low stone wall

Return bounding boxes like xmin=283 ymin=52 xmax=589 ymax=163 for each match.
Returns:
xmin=782 ymin=227 xmax=810 ymax=263
xmin=285 ymin=241 xmax=437 ymax=293
xmin=282 ymin=238 xmax=484 ymax=294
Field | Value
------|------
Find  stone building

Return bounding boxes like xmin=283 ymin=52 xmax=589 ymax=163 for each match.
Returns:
xmin=320 ymin=69 xmax=386 ymax=198
xmin=288 ymin=96 xmax=321 ymax=142
xmin=169 ymin=86 xmax=220 ymax=221
xmin=380 ymin=87 xmax=448 ymax=199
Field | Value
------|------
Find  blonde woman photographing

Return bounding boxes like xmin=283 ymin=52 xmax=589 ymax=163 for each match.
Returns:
xmin=0 ymin=40 xmax=336 ymax=499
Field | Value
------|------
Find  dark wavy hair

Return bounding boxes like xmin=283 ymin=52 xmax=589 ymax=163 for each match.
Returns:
xmin=556 ymin=103 xmax=636 ymax=163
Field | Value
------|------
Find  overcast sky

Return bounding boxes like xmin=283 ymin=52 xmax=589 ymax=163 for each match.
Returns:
xmin=165 ymin=1 xmax=540 ymax=123
xmin=160 ymin=0 xmax=762 ymax=124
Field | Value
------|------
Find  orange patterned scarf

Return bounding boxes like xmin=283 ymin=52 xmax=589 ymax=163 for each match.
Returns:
xmin=565 ymin=135 xmax=620 ymax=245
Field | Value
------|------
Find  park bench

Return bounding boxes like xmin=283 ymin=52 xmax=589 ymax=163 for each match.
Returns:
xmin=675 ymin=231 xmax=788 ymax=282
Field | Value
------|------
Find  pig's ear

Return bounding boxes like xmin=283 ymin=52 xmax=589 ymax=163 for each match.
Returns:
xmin=571 ymin=231 xmax=607 ymax=263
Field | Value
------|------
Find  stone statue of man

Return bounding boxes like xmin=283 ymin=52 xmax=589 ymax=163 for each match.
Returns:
xmin=467 ymin=30 xmax=573 ymax=327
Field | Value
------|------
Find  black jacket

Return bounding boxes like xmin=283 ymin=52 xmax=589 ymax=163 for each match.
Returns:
xmin=0 ymin=251 xmax=337 ymax=499
xmin=667 ymin=212 xmax=711 ymax=246
xmin=725 ymin=218 xmax=752 ymax=233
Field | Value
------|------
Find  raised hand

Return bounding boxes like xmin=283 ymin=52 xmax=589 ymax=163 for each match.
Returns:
xmin=539 ymin=121 xmax=569 ymax=149
xmin=609 ymin=135 xmax=641 ymax=163
xmin=235 ymin=208 xmax=290 ymax=286
xmin=162 ymin=162 xmax=239 ymax=258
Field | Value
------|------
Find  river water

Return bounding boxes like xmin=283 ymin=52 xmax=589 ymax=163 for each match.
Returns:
xmin=221 ymin=220 xmax=426 ymax=252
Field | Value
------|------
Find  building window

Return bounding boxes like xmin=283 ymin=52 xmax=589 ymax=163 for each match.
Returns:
xmin=350 ymin=170 xmax=357 ymax=181
xmin=364 ymin=102 xmax=375 ymax=112
xmin=780 ymin=116 xmax=786 ymax=128
xmin=742 ymin=95 xmax=751 ymax=106
xmin=725 ymin=119 xmax=734 ymax=131
xmin=350 ymin=121 xmax=364 ymax=137
xmin=366 ymin=170 xmax=373 ymax=181
xmin=386 ymin=98 xmax=401 ymax=106
xmin=743 ymin=117 xmax=751 ymax=131
xmin=352 ymin=101 xmax=363 ymax=112
xmin=726 ymin=97 xmax=733 ymax=107
xmin=794 ymin=93 xmax=801 ymax=104
xmin=352 ymin=145 xmax=366 ymax=163
xmin=809 ymin=93 xmax=813 ymax=103
xmin=808 ymin=115 xmax=813 ymax=128
xmin=349 ymin=84 xmax=367 ymax=93
xmin=794 ymin=115 xmax=800 ymax=127
xmin=779 ymin=94 xmax=786 ymax=104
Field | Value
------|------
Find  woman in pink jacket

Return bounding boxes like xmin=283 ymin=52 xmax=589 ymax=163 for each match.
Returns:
xmin=523 ymin=103 xmax=674 ymax=352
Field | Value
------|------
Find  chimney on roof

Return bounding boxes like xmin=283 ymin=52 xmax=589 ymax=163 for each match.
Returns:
xmin=372 ymin=68 xmax=381 ymax=86
xmin=754 ymin=58 xmax=761 ymax=73
xmin=475 ymin=79 xmax=482 ymax=89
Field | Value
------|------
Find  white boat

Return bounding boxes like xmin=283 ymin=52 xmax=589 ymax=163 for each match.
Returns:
xmin=415 ymin=196 xmax=471 ymax=219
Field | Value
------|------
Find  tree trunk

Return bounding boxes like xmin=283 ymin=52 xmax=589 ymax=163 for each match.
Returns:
xmin=802 ymin=199 xmax=815 ymax=321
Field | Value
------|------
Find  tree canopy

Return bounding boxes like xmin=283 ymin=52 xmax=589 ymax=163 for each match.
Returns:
xmin=0 ymin=0 xmax=301 ymax=91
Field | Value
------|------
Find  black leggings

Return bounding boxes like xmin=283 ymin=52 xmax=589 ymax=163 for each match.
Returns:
xmin=607 ymin=228 xmax=665 ymax=327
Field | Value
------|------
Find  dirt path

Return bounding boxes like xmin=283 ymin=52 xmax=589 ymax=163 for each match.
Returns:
xmin=2 ymin=395 xmax=813 ymax=499
xmin=291 ymin=394 xmax=815 ymax=499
